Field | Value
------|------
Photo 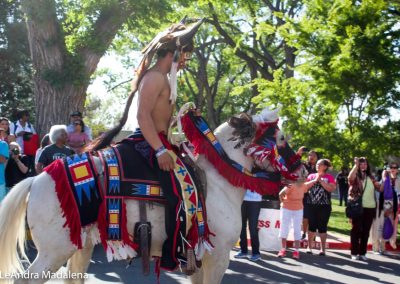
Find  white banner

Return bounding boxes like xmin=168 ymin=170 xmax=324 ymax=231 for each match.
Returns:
xmin=258 ymin=208 xmax=282 ymax=251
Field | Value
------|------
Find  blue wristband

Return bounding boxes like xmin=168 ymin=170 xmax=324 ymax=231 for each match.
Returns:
xmin=155 ymin=145 xmax=167 ymax=158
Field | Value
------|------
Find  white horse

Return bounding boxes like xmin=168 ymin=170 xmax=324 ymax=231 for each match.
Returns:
xmin=0 ymin=110 xmax=306 ymax=284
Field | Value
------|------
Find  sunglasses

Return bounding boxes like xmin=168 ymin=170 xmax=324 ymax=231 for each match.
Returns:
xmin=74 ymin=123 xmax=82 ymax=126
xmin=390 ymin=166 xmax=399 ymax=169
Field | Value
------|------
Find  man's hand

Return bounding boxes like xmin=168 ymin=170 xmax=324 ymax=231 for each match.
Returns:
xmin=157 ymin=152 xmax=175 ymax=171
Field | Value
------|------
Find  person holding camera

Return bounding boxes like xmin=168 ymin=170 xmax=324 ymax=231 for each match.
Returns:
xmin=5 ymin=142 xmax=29 ymax=190
xmin=348 ymin=157 xmax=382 ymax=261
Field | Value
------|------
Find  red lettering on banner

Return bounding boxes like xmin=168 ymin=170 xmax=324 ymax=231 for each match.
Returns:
xmin=275 ymin=220 xmax=280 ymax=228
xmin=258 ymin=220 xmax=271 ymax=228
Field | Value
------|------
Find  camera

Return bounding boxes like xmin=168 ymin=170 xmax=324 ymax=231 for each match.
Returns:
xmin=11 ymin=148 xmax=19 ymax=155
xmin=302 ymin=147 xmax=310 ymax=152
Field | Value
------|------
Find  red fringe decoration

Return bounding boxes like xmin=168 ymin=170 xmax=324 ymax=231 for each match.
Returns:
xmin=181 ymin=114 xmax=279 ymax=195
xmin=154 ymin=256 xmax=161 ymax=284
xmin=121 ymin=198 xmax=139 ymax=251
xmin=96 ymin=196 xmax=108 ymax=249
xmin=44 ymin=160 xmax=83 ymax=249
xmin=287 ymin=153 xmax=301 ymax=168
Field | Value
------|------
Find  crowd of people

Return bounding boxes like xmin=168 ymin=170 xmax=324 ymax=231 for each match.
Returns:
xmin=235 ymin=149 xmax=399 ymax=262
xmin=0 ymin=110 xmax=92 ymax=202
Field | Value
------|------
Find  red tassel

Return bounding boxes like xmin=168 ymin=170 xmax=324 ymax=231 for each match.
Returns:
xmin=121 ymin=199 xmax=139 ymax=251
xmin=45 ymin=160 xmax=82 ymax=249
xmin=154 ymin=256 xmax=161 ymax=283
xmin=181 ymin=114 xmax=279 ymax=195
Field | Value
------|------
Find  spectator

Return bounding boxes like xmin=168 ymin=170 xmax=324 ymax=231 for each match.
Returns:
xmin=9 ymin=110 xmax=37 ymax=174
xmin=67 ymin=119 xmax=91 ymax=153
xmin=0 ymin=140 xmax=9 ymax=202
xmin=336 ymin=166 xmax=349 ymax=206
xmin=5 ymin=142 xmax=29 ymax=189
xmin=348 ymin=157 xmax=382 ymax=261
xmin=277 ymin=180 xmax=308 ymax=259
xmin=34 ymin=134 xmax=51 ymax=166
xmin=67 ymin=111 xmax=92 ymax=140
xmin=234 ymin=190 xmax=262 ymax=262
xmin=0 ymin=117 xmax=16 ymax=144
xmin=9 ymin=110 xmax=36 ymax=153
xmin=372 ymin=162 xmax=399 ymax=254
xmin=301 ymin=150 xmax=319 ymax=240
xmin=36 ymin=125 xmax=74 ymax=174
xmin=304 ymin=159 xmax=336 ymax=255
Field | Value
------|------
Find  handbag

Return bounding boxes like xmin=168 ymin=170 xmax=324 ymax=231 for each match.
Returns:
xmin=346 ymin=198 xmax=363 ymax=218
xmin=346 ymin=178 xmax=368 ymax=218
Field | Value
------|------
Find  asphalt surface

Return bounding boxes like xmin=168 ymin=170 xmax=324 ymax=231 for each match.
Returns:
xmin=26 ymin=244 xmax=399 ymax=284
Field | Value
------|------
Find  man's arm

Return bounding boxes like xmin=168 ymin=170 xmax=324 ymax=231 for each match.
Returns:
xmin=137 ymin=72 xmax=174 ymax=171
xmin=36 ymin=162 xmax=44 ymax=174
xmin=36 ymin=148 xmax=48 ymax=174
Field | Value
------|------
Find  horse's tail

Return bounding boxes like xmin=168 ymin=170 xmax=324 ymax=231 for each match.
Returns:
xmin=0 ymin=177 xmax=35 ymax=274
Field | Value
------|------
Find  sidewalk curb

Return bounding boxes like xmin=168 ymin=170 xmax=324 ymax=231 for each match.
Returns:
xmin=242 ymin=239 xmax=400 ymax=252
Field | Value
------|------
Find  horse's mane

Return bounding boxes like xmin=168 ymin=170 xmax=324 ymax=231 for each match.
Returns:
xmin=227 ymin=113 xmax=256 ymax=150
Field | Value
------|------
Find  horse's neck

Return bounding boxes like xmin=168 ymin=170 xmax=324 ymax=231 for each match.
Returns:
xmin=197 ymin=156 xmax=245 ymax=208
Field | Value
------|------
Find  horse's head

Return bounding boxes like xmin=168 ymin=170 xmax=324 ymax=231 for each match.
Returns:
xmin=249 ymin=107 xmax=308 ymax=182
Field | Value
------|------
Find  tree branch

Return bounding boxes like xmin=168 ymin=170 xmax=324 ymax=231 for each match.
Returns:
xmin=79 ymin=3 xmax=133 ymax=76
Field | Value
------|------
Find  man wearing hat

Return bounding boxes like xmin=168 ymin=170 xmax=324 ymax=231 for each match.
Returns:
xmin=136 ymin=19 xmax=208 ymax=271
xmin=67 ymin=111 xmax=92 ymax=140
xmin=90 ymin=18 xmax=207 ymax=271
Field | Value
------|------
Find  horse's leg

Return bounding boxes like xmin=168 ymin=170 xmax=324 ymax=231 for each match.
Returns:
xmin=190 ymin=267 xmax=204 ymax=284
xmin=201 ymin=246 xmax=232 ymax=284
xmin=19 ymin=174 xmax=77 ymax=283
xmin=197 ymin=167 xmax=244 ymax=284
xmin=14 ymin=248 xmax=76 ymax=284
xmin=65 ymin=237 xmax=95 ymax=284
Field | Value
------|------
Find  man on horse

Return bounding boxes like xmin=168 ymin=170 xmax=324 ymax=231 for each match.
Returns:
xmin=89 ymin=18 xmax=208 ymax=272
xmin=134 ymin=20 xmax=202 ymax=270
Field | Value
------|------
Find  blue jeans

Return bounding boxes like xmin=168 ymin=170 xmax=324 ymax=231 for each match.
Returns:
xmin=240 ymin=200 xmax=261 ymax=255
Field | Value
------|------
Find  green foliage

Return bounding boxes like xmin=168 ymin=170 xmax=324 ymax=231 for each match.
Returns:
xmin=0 ymin=0 xmax=34 ymax=120
xmin=253 ymin=0 xmax=400 ymax=168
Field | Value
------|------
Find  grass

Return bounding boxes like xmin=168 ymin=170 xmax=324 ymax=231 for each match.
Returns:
xmin=328 ymin=199 xmax=351 ymax=236
xmin=328 ymin=198 xmax=400 ymax=242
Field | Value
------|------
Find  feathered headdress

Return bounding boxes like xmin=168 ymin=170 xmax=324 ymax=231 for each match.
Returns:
xmin=134 ymin=17 xmax=204 ymax=103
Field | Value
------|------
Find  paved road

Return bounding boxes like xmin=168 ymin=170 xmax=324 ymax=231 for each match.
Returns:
xmin=38 ymin=245 xmax=399 ymax=284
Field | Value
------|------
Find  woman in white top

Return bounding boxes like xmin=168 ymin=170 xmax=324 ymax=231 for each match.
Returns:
xmin=234 ymin=189 xmax=262 ymax=262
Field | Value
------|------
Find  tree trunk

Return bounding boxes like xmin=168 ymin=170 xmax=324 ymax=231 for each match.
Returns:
xmin=21 ymin=0 xmax=133 ymax=136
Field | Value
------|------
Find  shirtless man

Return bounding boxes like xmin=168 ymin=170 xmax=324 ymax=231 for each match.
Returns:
xmin=135 ymin=43 xmax=194 ymax=270
xmin=91 ymin=19 xmax=204 ymax=271
xmin=137 ymin=49 xmax=187 ymax=171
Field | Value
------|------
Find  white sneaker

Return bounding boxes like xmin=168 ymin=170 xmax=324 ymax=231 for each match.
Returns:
xmin=351 ymin=255 xmax=359 ymax=260
xmin=359 ymin=255 xmax=368 ymax=261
